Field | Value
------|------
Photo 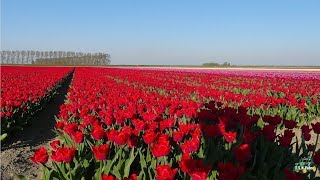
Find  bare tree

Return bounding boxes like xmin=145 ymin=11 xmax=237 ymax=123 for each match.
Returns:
xmin=0 ymin=50 xmax=111 ymax=65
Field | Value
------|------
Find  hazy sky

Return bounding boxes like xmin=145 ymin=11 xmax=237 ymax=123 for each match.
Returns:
xmin=1 ymin=0 xmax=320 ymax=65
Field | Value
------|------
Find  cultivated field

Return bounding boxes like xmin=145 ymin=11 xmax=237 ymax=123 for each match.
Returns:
xmin=1 ymin=66 xmax=320 ymax=180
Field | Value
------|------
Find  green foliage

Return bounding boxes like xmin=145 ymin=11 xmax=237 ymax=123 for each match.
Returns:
xmin=202 ymin=61 xmax=231 ymax=67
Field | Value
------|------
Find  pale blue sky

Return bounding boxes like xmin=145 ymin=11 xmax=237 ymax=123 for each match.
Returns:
xmin=1 ymin=0 xmax=320 ymax=65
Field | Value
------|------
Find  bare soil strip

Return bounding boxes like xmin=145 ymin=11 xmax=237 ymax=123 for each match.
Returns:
xmin=0 ymin=71 xmax=74 ymax=180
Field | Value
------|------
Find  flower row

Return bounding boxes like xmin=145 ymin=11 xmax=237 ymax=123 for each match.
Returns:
xmin=0 ymin=66 xmax=73 ymax=139
xmin=32 ymin=67 xmax=320 ymax=180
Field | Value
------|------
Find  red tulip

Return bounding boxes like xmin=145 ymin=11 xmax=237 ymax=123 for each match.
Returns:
xmin=51 ymin=147 xmax=76 ymax=163
xmin=262 ymin=125 xmax=276 ymax=141
xmin=55 ymin=121 xmax=65 ymax=129
xmin=278 ymin=130 xmax=295 ymax=148
xmin=132 ymin=119 xmax=146 ymax=131
xmin=233 ymin=144 xmax=251 ymax=163
xmin=283 ymin=120 xmax=297 ymax=129
xmin=159 ymin=118 xmax=175 ymax=131
xmin=156 ymin=165 xmax=178 ymax=180
xmin=313 ymin=151 xmax=320 ymax=165
xmin=92 ymin=144 xmax=110 ymax=160
xmin=224 ymin=131 xmax=237 ymax=143
xmin=106 ymin=130 xmax=117 ymax=142
xmin=180 ymin=138 xmax=200 ymax=154
xmin=173 ymin=130 xmax=184 ymax=142
xmin=264 ymin=115 xmax=282 ymax=126
xmin=101 ymin=174 xmax=115 ymax=180
xmin=73 ymin=131 xmax=84 ymax=144
xmin=186 ymin=159 xmax=211 ymax=180
xmin=311 ymin=122 xmax=320 ymax=134
xmin=91 ymin=125 xmax=105 ymax=140
xmin=123 ymin=174 xmax=137 ymax=180
xmin=143 ymin=130 xmax=157 ymax=144
xmin=30 ymin=147 xmax=48 ymax=165
xmin=64 ymin=123 xmax=78 ymax=136
xmin=50 ymin=139 xmax=61 ymax=150
xmin=128 ymin=135 xmax=138 ymax=148
xmin=150 ymin=135 xmax=170 ymax=157
xmin=301 ymin=125 xmax=311 ymax=141
xmin=114 ymin=130 xmax=130 ymax=146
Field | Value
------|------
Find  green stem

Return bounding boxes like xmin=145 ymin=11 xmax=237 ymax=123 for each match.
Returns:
xmin=100 ymin=160 xmax=103 ymax=180
xmin=68 ymin=163 xmax=72 ymax=180
xmin=228 ymin=142 xmax=232 ymax=150
xmin=41 ymin=164 xmax=46 ymax=180
xmin=312 ymin=134 xmax=319 ymax=157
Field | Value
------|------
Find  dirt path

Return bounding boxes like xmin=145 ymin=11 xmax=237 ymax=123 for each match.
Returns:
xmin=0 ymin=72 xmax=73 ymax=180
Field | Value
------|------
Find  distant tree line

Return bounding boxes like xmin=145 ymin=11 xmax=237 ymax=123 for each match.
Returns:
xmin=33 ymin=53 xmax=111 ymax=66
xmin=202 ymin=61 xmax=231 ymax=67
xmin=0 ymin=50 xmax=111 ymax=65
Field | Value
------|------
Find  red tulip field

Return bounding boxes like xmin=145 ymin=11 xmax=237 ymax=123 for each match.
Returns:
xmin=1 ymin=66 xmax=320 ymax=180
xmin=1 ymin=66 xmax=73 ymax=138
